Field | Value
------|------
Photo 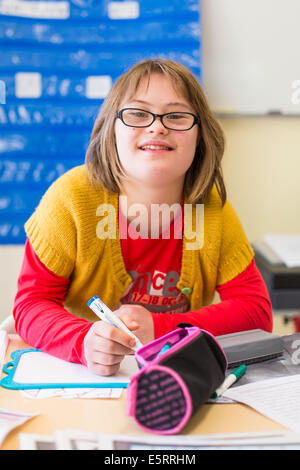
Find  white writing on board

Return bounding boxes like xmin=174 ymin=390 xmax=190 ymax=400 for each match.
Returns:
xmin=15 ymin=72 xmax=42 ymax=99
xmin=86 ymin=76 xmax=112 ymax=99
xmin=0 ymin=81 xmax=5 ymax=104
xmin=108 ymin=1 xmax=139 ymax=19
xmin=0 ymin=0 xmax=70 ymax=19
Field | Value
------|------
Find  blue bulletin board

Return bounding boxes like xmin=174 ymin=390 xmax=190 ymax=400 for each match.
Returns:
xmin=0 ymin=0 xmax=202 ymax=244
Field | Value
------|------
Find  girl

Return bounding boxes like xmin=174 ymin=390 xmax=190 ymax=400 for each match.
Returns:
xmin=13 ymin=59 xmax=272 ymax=376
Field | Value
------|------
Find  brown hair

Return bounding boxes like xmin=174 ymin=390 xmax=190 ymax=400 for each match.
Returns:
xmin=85 ymin=58 xmax=226 ymax=206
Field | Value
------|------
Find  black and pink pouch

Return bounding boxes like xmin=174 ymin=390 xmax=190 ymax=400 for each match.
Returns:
xmin=127 ymin=324 xmax=227 ymax=435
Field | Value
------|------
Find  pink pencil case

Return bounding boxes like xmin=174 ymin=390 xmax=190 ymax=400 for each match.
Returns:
xmin=127 ymin=324 xmax=227 ymax=435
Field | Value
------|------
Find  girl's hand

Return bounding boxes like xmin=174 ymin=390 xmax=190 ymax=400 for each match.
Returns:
xmin=83 ymin=304 xmax=154 ymax=376
xmin=83 ymin=319 xmax=137 ymax=376
xmin=114 ymin=304 xmax=155 ymax=346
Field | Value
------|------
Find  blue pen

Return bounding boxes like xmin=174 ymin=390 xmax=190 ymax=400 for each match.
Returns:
xmin=87 ymin=296 xmax=143 ymax=351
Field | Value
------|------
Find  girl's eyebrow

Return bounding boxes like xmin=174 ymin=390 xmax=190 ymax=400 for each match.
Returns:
xmin=127 ymin=99 xmax=191 ymax=110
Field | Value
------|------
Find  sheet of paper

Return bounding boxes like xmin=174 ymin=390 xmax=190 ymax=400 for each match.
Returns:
xmin=0 ymin=408 xmax=37 ymax=447
xmin=263 ymin=234 xmax=300 ymax=267
xmin=20 ymin=429 xmax=300 ymax=450
xmin=0 ymin=330 xmax=9 ymax=378
xmin=223 ymin=375 xmax=300 ymax=433
xmin=97 ymin=431 xmax=300 ymax=450
xmin=55 ymin=429 xmax=100 ymax=450
xmin=0 ymin=0 xmax=70 ymax=19
xmin=19 ymin=432 xmax=57 ymax=450
xmin=12 ymin=350 xmax=138 ymax=386
xmin=20 ymin=387 xmax=123 ymax=399
xmin=208 ymin=333 xmax=300 ymax=403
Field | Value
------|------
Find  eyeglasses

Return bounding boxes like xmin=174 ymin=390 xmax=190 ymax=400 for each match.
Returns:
xmin=116 ymin=108 xmax=199 ymax=131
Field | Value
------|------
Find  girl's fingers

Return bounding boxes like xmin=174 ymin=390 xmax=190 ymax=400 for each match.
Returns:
xmin=91 ymin=320 xmax=136 ymax=351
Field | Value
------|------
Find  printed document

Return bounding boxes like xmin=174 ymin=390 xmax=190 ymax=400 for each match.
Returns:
xmin=223 ymin=374 xmax=300 ymax=433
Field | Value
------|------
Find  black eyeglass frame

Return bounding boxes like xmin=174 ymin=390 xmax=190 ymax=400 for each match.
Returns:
xmin=116 ymin=108 xmax=199 ymax=131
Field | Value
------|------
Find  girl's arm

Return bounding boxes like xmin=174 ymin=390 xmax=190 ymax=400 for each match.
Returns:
xmin=152 ymin=259 xmax=273 ymax=338
xmin=15 ymin=240 xmax=272 ymax=361
xmin=13 ymin=239 xmax=91 ymax=365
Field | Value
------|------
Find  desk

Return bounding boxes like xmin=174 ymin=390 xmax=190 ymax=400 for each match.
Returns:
xmin=1 ymin=335 xmax=287 ymax=450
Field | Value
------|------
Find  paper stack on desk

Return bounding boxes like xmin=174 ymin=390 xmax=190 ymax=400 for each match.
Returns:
xmin=263 ymin=234 xmax=300 ymax=267
xmin=19 ymin=428 xmax=300 ymax=450
xmin=223 ymin=375 xmax=300 ymax=434
xmin=220 ymin=333 xmax=300 ymax=433
xmin=0 ymin=408 xmax=37 ymax=447
xmin=20 ymin=387 xmax=123 ymax=399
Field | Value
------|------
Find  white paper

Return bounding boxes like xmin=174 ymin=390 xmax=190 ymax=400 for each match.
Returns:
xmin=223 ymin=375 xmax=300 ymax=433
xmin=20 ymin=387 xmax=123 ymax=399
xmin=54 ymin=429 xmax=300 ymax=450
xmin=86 ymin=76 xmax=112 ymax=99
xmin=55 ymin=429 xmax=100 ymax=450
xmin=0 ymin=330 xmax=9 ymax=378
xmin=13 ymin=350 xmax=138 ymax=386
xmin=19 ymin=432 xmax=57 ymax=450
xmin=263 ymin=234 xmax=300 ymax=267
xmin=18 ymin=428 xmax=300 ymax=450
xmin=0 ymin=80 xmax=5 ymax=105
xmin=15 ymin=72 xmax=42 ymax=99
xmin=108 ymin=1 xmax=139 ymax=19
xmin=0 ymin=0 xmax=70 ymax=19
xmin=101 ymin=431 xmax=300 ymax=450
xmin=0 ymin=408 xmax=37 ymax=447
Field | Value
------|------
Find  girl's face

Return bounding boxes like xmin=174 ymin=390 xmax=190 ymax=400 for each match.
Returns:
xmin=114 ymin=73 xmax=199 ymax=192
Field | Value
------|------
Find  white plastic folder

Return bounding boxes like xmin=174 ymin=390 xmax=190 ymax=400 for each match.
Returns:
xmin=0 ymin=348 xmax=139 ymax=390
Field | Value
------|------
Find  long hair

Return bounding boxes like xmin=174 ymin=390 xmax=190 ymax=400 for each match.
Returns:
xmin=85 ymin=58 xmax=226 ymax=205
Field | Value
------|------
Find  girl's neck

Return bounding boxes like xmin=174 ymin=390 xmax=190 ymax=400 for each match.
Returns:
xmin=119 ymin=180 xmax=184 ymax=208
xmin=119 ymin=181 xmax=184 ymax=236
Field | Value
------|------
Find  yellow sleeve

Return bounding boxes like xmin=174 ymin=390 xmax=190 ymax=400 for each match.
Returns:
xmin=24 ymin=171 xmax=77 ymax=279
xmin=216 ymin=200 xmax=254 ymax=286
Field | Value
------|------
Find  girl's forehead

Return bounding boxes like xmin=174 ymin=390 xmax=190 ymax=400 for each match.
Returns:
xmin=120 ymin=73 xmax=189 ymax=106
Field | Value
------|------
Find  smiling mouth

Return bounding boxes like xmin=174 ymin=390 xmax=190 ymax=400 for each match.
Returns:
xmin=139 ymin=145 xmax=173 ymax=151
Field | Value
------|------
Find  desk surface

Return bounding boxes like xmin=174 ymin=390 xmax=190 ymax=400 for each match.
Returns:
xmin=1 ymin=335 xmax=286 ymax=450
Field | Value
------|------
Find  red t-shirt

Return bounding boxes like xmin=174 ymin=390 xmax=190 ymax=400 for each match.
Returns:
xmin=13 ymin=220 xmax=273 ymax=365
xmin=119 ymin=203 xmax=189 ymax=314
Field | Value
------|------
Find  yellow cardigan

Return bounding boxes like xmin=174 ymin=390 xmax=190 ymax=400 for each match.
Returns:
xmin=25 ymin=165 xmax=254 ymax=322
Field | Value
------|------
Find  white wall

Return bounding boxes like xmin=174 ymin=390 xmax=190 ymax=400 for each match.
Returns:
xmin=0 ymin=245 xmax=25 ymax=322
xmin=219 ymin=116 xmax=300 ymax=243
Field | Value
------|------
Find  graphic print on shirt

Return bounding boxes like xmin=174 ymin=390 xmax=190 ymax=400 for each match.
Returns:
xmin=119 ymin=197 xmax=189 ymax=314
xmin=120 ymin=266 xmax=189 ymax=314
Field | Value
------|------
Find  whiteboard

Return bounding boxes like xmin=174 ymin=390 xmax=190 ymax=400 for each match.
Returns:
xmin=201 ymin=0 xmax=300 ymax=115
